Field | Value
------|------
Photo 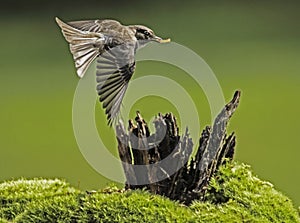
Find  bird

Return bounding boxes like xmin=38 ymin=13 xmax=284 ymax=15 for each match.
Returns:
xmin=55 ymin=17 xmax=170 ymax=125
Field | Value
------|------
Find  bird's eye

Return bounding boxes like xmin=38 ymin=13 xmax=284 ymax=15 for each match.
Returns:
xmin=143 ymin=30 xmax=150 ymax=36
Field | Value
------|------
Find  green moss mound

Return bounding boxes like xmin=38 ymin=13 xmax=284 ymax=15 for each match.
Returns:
xmin=191 ymin=162 xmax=300 ymax=222
xmin=0 ymin=178 xmax=78 ymax=222
xmin=1 ymin=162 xmax=299 ymax=222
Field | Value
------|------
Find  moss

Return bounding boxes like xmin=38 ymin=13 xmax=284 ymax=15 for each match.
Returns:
xmin=0 ymin=178 xmax=78 ymax=221
xmin=1 ymin=163 xmax=299 ymax=222
xmin=192 ymin=162 xmax=300 ymax=222
xmin=15 ymin=194 xmax=80 ymax=223
xmin=76 ymin=190 xmax=194 ymax=222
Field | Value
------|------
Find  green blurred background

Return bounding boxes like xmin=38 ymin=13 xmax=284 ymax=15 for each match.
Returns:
xmin=0 ymin=0 xmax=299 ymax=206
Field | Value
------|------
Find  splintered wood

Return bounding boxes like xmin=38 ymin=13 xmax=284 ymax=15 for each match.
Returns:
xmin=116 ymin=91 xmax=241 ymax=205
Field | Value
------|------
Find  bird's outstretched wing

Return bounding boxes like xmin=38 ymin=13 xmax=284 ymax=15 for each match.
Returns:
xmin=96 ymin=43 xmax=136 ymax=125
xmin=55 ymin=17 xmax=105 ymax=78
xmin=66 ymin=20 xmax=105 ymax=33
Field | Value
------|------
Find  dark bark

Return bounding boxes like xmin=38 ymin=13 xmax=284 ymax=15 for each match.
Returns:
xmin=116 ymin=91 xmax=241 ymax=205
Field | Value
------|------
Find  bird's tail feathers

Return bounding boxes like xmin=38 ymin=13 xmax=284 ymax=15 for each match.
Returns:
xmin=55 ymin=17 xmax=104 ymax=78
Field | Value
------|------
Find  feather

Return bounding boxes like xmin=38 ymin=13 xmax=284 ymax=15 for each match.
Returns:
xmin=96 ymin=50 xmax=136 ymax=125
xmin=55 ymin=17 xmax=105 ymax=78
xmin=56 ymin=17 xmax=169 ymax=125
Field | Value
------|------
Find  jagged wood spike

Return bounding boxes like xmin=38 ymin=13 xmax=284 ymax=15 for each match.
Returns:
xmin=115 ymin=90 xmax=241 ymax=205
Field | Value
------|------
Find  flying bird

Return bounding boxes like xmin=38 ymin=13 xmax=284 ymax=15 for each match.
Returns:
xmin=55 ymin=17 xmax=170 ymax=125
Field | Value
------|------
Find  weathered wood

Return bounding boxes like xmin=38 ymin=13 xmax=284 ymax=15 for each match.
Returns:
xmin=116 ymin=91 xmax=241 ymax=205
xmin=116 ymin=122 xmax=137 ymax=189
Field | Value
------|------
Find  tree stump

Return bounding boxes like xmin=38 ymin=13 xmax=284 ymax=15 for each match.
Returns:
xmin=116 ymin=91 xmax=241 ymax=205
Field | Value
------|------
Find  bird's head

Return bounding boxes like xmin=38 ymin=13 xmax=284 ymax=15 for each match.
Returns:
xmin=129 ymin=25 xmax=171 ymax=43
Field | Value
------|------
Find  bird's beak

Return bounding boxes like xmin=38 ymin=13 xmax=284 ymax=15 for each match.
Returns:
xmin=153 ymin=36 xmax=171 ymax=43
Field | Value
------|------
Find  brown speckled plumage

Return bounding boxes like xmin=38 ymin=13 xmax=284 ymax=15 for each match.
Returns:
xmin=56 ymin=17 xmax=170 ymax=125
